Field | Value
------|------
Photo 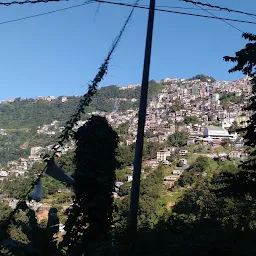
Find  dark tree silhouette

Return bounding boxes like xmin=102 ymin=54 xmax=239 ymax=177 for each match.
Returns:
xmin=61 ymin=116 xmax=119 ymax=255
xmin=224 ymin=33 xmax=256 ymax=171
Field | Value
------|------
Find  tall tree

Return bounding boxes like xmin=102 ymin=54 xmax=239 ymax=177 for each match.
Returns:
xmin=61 ymin=116 xmax=119 ymax=255
xmin=224 ymin=33 xmax=256 ymax=170
xmin=168 ymin=131 xmax=189 ymax=147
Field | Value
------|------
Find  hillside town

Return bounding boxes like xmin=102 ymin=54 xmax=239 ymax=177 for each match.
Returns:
xmin=0 ymin=76 xmax=251 ymax=181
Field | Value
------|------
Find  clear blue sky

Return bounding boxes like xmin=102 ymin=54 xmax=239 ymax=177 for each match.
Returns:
xmin=0 ymin=0 xmax=255 ymax=100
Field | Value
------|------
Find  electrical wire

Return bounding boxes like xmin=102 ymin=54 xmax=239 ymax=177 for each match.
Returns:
xmin=189 ymin=2 xmax=244 ymax=33
xmin=142 ymin=4 xmax=230 ymax=13
xmin=93 ymin=0 xmax=256 ymax=26
xmin=181 ymin=0 xmax=256 ymax=19
xmin=0 ymin=1 xmax=92 ymax=25
xmin=0 ymin=0 xmax=256 ymax=27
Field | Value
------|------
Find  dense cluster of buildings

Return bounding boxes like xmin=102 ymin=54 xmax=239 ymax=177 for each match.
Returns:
xmin=0 ymin=76 xmax=252 ymax=180
xmin=104 ymin=76 xmax=251 ymax=143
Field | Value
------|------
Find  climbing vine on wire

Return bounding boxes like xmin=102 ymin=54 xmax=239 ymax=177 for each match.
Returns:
xmin=53 ymin=0 xmax=140 ymax=156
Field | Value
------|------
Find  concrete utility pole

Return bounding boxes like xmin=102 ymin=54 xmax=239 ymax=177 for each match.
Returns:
xmin=128 ymin=0 xmax=156 ymax=235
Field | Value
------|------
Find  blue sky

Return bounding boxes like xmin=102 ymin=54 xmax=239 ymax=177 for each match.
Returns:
xmin=0 ymin=0 xmax=255 ymax=100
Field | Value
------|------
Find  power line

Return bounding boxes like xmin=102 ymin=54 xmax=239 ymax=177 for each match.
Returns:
xmin=181 ymin=0 xmax=256 ymax=19
xmin=0 ymin=3 xmax=206 ymax=26
xmin=189 ymin=2 xmax=244 ymax=33
xmin=0 ymin=0 xmax=67 ymax=6
xmin=93 ymin=0 xmax=256 ymax=25
xmin=142 ymin=4 xmax=230 ymax=13
xmin=1 ymin=0 xmax=256 ymax=21
xmin=0 ymin=1 xmax=92 ymax=25
xmin=0 ymin=0 xmax=255 ymax=26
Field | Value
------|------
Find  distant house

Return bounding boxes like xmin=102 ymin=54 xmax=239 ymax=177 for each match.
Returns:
xmin=218 ymin=152 xmax=228 ymax=160
xmin=115 ymin=182 xmax=124 ymax=188
xmin=172 ymin=170 xmax=182 ymax=175
xmin=179 ymin=150 xmax=188 ymax=156
xmin=126 ymin=138 xmax=136 ymax=146
xmin=115 ymin=182 xmax=124 ymax=192
xmin=228 ymin=151 xmax=242 ymax=160
xmin=57 ymin=188 xmax=71 ymax=193
xmin=157 ymin=150 xmax=171 ymax=163
xmin=163 ymin=176 xmax=175 ymax=187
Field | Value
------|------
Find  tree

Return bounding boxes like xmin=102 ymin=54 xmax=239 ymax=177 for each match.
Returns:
xmin=1 ymin=173 xmax=33 ymax=199
xmin=118 ymin=182 xmax=132 ymax=196
xmin=220 ymin=138 xmax=233 ymax=149
xmin=183 ymin=115 xmax=200 ymax=125
xmin=116 ymin=169 xmax=131 ymax=182
xmin=190 ymin=74 xmax=216 ymax=82
xmin=143 ymin=141 xmax=162 ymax=160
xmin=116 ymin=122 xmax=130 ymax=135
xmin=117 ymin=144 xmax=134 ymax=168
xmin=115 ymin=167 xmax=165 ymax=229
xmin=229 ymin=121 xmax=239 ymax=133
xmin=0 ymin=201 xmax=12 ymax=222
xmin=168 ymin=131 xmax=189 ymax=147
xmin=61 ymin=116 xmax=119 ymax=255
xmin=224 ymin=33 xmax=256 ymax=171
xmin=189 ymin=155 xmax=218 ymax=174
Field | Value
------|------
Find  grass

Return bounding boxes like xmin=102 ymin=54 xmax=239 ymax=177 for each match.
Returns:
xmin=160 ymin=188 xmax=185 ymax=210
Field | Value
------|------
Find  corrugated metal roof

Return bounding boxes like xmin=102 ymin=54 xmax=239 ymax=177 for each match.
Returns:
xmin=206 ymin=126 xmax=226 ymax=131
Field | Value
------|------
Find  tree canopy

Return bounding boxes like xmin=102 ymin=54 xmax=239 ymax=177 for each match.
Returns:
xmin=168 ymin=130 xmax=189 ymax=147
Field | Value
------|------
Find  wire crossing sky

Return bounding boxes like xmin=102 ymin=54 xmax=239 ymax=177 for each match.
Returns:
xmin=0 ymin=0 xmax=255 ymax=100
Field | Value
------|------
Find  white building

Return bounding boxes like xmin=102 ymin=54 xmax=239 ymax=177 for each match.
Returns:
xmin=221 ymin=118 xmax=235 ymax=129
xmin=157 ymin=150 xmax=171 ymax=163
xmin=203 ymin=126 xmax=237 ymax=141
xmin=212 ymin=93 xmax=220 ymax=101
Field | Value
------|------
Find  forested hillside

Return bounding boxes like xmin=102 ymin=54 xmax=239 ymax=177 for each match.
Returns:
xmin=0 ymin=81 xmax=162 ymax=129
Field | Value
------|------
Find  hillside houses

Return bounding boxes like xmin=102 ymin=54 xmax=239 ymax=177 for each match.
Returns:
xmin=0 ymin=76 xmax=251 ymax=179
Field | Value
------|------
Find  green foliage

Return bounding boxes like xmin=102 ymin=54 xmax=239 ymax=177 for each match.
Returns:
xmin=168 ymin=130 xmax=189 ymax=147
xmin=62 ymin=116 xmax=119 ymax=254
xmin=190 ymin=74 xmax=216 ymax=82
xmin=118 ymin=182 xmax=132 ymax=197
xmin=0 ymin=201 xmax=12 ymax=222
xmin=224 ymin=33 xmax=256 ymax=172
xmin=177 ymin=171 xmax=197 ymax=187
xmin=148 ymin=80 xmax=164 ymax=99
xmin=116 ymin=144 xmax=134 ymax=168
xmin=220 ymin=138 xmax=233 ymax=149
xmin=116 ymin=167 xmax=165 ymax=229
xmin=218 ymin=160 xmax=241 ymax=173
xmin=229 ymin=120 xmax=239 ymax=133
xmin=0 ymin=173 xmax=34 ymax=199
xmin=0 ymin=128 xmax=59 ymax=164
xmin=183 ymin=115 xmax=200 ymax=125
xmin=143 ymin=141 xmax=162 ymax=160
xmin=0 ymin=83 xmax=163 ymax=131
xmin=115 ymin=122 xmax=130 ymax=135
xmin=220 ymin=92 xmax=245 ymax=104
xmin=178 ymin=156 xmax=219 ymax=187
xmin=116 ymin=169 xmax=131 ymax=182
xmin=0 ymin=201 xmax=59 ymax=255
xmin=31 ymin=151 xmax=75 ymax=198
xmin=189 ymin=155 xmax=218 ymax=174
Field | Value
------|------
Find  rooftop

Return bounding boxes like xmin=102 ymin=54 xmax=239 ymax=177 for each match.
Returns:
xmin=206 ymin=126 xmax=226 ymax=131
